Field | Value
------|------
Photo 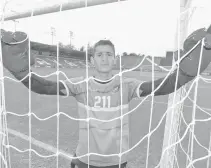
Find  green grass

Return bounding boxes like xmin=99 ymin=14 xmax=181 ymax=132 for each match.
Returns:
xmin=2 ymin=68 xmax=211 ymax=168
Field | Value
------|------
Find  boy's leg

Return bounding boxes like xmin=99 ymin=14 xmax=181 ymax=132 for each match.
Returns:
xmin=71 ymin=154 xmax=127 ymax=168
xmin=76 ymin=160 xmax=127 ymax=168
xmin=70 ymin=153 xmax=77 ymax=168
xmin=70 ymin=161 xmax=76 ymax=168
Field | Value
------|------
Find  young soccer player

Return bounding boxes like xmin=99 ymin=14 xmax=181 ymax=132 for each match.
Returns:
xmin=1 ymin=26 xmax=211 ymax=168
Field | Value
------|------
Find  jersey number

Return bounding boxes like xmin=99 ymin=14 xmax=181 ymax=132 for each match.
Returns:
xmin=94 ymin=96 xmax=111 ymax=108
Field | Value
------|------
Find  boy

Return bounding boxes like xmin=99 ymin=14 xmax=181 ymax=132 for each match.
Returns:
xmin=1 ymin=26 xmax=211 ymax=168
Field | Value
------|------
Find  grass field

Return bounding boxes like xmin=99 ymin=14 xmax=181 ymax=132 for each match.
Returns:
xmin=2 ymin=67 xmax=211 ymax=168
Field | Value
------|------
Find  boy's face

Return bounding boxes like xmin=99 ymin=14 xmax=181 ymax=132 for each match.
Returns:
xmin=91 ymin=45 xmax=116 ymax=73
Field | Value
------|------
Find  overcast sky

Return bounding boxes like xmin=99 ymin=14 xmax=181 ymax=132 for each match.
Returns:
xmin=2 ymin=0 xmax=211 ymax=56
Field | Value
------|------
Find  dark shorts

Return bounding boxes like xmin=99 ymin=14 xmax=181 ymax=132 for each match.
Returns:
xmin=71 ymin=154 xmax=127 ymax=168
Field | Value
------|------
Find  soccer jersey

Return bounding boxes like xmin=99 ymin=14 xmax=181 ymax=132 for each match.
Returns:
xmin=62 ymin=76 xmax=142 ymax=167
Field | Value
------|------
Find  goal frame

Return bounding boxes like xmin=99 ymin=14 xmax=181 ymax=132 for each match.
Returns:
xmin=0 ymin=0 xmax=196 ymax=167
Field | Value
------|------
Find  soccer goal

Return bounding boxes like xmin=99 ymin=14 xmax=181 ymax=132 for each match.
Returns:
xmin=1 ymin=0 xmax=211 ymax=168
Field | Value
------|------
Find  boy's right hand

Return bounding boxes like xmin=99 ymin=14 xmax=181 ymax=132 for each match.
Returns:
xmin=1 ymin=29 xmax=35 ymax=76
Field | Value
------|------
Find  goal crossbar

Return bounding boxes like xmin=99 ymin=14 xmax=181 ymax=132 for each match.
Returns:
xmin=3 ymin=0 xmax=127 ymax=21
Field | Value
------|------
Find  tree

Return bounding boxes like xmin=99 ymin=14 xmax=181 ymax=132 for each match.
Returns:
xmin=59 ymin=42 xmax=64 ymax=48
xmin=129 ymin=53 xmax=137 ymax=56
xmin=122 ymin=52 xmax=128 ymax=57
xmin=138 ymin=53 xmax=144 ymax=57
xmin=116 ymin=54 xmax=120 ymax=59
xmin=88 ymin=44 xmax=94 ymax=56
xmin=64 ymin=44 xmax=75 ymax=50
xmin=58 ymin=42 xmax=75 ymax=49
xmin=80 ymin=46 xmax=85 ymax=52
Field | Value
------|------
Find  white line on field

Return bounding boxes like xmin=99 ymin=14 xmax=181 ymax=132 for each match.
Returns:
xmin=7 ymin=128 xmax=73 ymax=161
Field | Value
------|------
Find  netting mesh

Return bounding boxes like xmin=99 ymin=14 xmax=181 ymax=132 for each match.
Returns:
xmin=1 ymin=0 xmax=211 ymax=168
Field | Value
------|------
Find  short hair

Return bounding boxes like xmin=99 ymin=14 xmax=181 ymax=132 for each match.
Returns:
xmin=94 ymin=40 xmax=115 ymax=54
xmin=88 ymin=40 xmax=115 ymax=60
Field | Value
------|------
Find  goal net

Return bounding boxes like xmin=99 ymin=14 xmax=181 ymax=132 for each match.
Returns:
xmin=1 ymin=0 xmax=211 ymax=168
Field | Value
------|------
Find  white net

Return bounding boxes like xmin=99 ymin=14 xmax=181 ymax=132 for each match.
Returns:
xmin=1 ymin=0 xmax=211 ymax=168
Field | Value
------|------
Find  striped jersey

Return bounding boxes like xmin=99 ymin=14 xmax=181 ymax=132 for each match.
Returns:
xmin=61 ymin=76 xmax=142 ymax=166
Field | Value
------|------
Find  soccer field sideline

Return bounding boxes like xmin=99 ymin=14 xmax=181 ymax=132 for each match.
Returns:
xmin=5 ymin=128 xmax=73 ymax=161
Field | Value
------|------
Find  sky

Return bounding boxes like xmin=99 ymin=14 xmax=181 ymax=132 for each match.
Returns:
xmin=1 ymin=0 xmax=211 ymax=56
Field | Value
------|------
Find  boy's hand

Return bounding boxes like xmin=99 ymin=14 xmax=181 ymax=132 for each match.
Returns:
xmin=179 ymin=25 xmax=211 ymax=77
xmin=1 ymin=29 xmax=35 ymax=75
xmin=183 ymin=25 xmax=211 ymax=51
xmin=183 ymin=28 xmax=206 ymax=51
xmin=204 ymin=34 xmax=211 ymax=49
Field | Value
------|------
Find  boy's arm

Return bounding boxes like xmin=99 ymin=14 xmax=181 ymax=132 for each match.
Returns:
xmin=1 ymin=30 xmax=69 ymax=96
xmin=14 ymin=70 xmax=68 ymax=96
xmin=139 ymin=26 xmax=211 ymax=97
xmin=139 ymin=68 xmax=193 ymax=97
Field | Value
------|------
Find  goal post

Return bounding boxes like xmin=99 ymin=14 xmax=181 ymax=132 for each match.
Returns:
xmin=0 ymin=61 xmax=2 ymax=168
xmin=0 ymin=28 xmax=4 ymax=168
xmin=160 ymin=0 xmax=193 ymax=168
